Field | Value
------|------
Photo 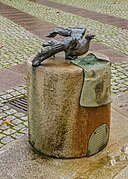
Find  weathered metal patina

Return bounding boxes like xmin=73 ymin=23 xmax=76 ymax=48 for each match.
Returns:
xmin=87 ymin=123 xmax=109 ymax=156
xmin=32 ymin=27 xmax=94 ymax=67
xmin=72 ymin=52 xmax=111 ymax=107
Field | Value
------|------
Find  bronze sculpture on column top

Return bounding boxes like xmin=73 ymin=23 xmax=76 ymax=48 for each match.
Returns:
xmin=32 ymin=27 xmax=95 ymax=67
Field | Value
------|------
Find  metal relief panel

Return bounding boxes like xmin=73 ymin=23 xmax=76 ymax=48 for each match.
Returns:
xmin=72 ymin=52 xmax=111 ymax=107
xmin=87 ymin=124 xmax=109 ymax=156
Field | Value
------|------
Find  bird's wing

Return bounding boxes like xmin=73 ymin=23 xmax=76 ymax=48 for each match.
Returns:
xmin=47 ymin=27 xmax=71 ymax=38
xmin=47 ymin=27 xmax=86 ymax=39
xmin=70 ymin=27 xmax=86 ymax=39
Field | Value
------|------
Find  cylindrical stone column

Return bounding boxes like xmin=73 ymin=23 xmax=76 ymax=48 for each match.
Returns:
xmin=27 ymin=55 xmax=110 ymax=158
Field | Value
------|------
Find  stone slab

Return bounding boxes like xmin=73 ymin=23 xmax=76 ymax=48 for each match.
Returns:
xmin=7 ymin=63 xmax=27 ymax=75
xmin=112 ymin=92 xmax=128 ymax=118
xmin=0 ymin=68 xmax=26 ymax=92
xmin=0 ymin=107 xmax=128 ymax=179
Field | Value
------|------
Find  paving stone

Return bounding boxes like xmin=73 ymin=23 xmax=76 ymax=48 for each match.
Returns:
xmin=3 ymin=129 xmax=15 ymax=135
xmin=112 ymin=89 xmax=120 ymax=93
xmin=13 ymin=124 xmax=25 ymax=130
xmin=1 ymin=94 xmax=11 ymax=100
xmin=23 ymin=121 xmax=28 ymax=127
xmin=0 ymin=134 xmax=6 ymax=139
xmin=0 ymin=124 xmax=9 ymax=130
xmin=117 ymin=84 xmax=127 ymax=87
xmin=19 ymin=128 xmax=28 ymax=134
xmin=14 ymin=112 xmax=26 ymax=118
xmin=6 ymin=89 xmax=15 ymax=93
xmin=6 ymin=115 xmax=16 ymax=121
xmin=6 ymin=109 xmax=17 ymax=115
xmin=112 ymin=92 xmax=128 ymax=118
xmin=119 ymin=87 xmax=128 ymax=92
xmin=116 ymin=79 xmax=127 ymax=83
xmin=120 ymin=75 xmax=127 ymax=79
xmin=17 ymin=89 xmax=27 ymax=94
xmin=11 ymin=91 xmax=21 ymax=96
xmin=0 ymin=113 xmax=7 ymax=118
xmin=1 ymin=136 xmax=14 ymax=144
xmin=1 ymin=105 xmax=10 ymax=111
xmin=0 ymin=103 xmax=4 ymax=107
xmin=12 ymin=118 xmax=22 ymax=125
xmin=112 ymin=86 xmax=119 ymax=90
xmin=11 ymin=132 xmax=25 ymax=139
xmin=21 ymin=116 xmax=28 ymax=121
xmin=124 ymin=81 xmax=128 ymax=86
xmin=0 ymin=92 xmax=5 ymax=96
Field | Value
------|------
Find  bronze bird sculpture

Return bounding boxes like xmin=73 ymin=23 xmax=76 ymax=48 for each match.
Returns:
xmin=32 ymin=27 xmax=94 ymax=67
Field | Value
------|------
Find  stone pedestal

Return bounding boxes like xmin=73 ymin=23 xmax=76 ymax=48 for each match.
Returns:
xmin=27 ymin=55 xmax=110 ymax=158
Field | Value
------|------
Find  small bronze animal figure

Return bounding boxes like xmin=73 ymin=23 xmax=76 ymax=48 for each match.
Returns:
xmin=32 ymin=27 xmax=94 ymax=67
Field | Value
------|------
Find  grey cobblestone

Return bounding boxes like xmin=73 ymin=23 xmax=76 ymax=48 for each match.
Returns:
xmin=14 ymin=112 xmax=26 ymax=118
xmin=21 ymin=116 xmax=28 ymax=122
xmin=23 ymin=121 xmax=28 ymax=127
xmin=5 ymin=115 xmax=16 ymax=121
xmin=0 ymin=113 xmax=7 ymax=118
xmin=13 ymin=124 xmax=25 ymax=131
xmin=1 ymin=136 xmax=14 ymax=144
xmin=1 ymin=105 xmax=10 ymax=111
xmin=0 ymin=103 xmax=4 ymax=107
xmin=6 ymin=109 xmax=17 ymax=115
xmin=3 ymin=128 xmax=15 ymax=135
xmin=0 ymin=134 xmax=6 ymax=139
xmin=11 ymin=132 xmax=25 ymax=139
xmin=0 ymin=15 xmax=42 ymax=68
xmin=0 ymin=85 xmax=28 ymax=148
xmin=12 ymin=118 xmax=22 ymax=125
xmin=19 ymin=127 xmax=28 ymax=134
xmin=119 ymin=87 xmax=128 ymax=92
xmin=0 ymin=124 xmax=9 ymax=130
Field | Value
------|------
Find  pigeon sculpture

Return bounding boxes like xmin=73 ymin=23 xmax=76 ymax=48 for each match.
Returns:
xmin=32 ymin=27 xmax=94 ymax=67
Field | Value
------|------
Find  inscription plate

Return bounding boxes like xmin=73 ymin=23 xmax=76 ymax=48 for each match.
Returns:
xmin=87 ymin=124 xmax=109 ymax=156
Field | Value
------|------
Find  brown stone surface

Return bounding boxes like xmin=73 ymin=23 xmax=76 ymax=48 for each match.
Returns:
xmin=91 ymin=43 xmax=128 ymax=62
xmin=27 ymin=55 xmax=110 ymax=158
xmin=112 ymin=92 xmax=128 ymax=118
xmin=7 ymin=63 xmax=27 ymax=75
xmin=0 ymin=67 xmax=26 ymax=92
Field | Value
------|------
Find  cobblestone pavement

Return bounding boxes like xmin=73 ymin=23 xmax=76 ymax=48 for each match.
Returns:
xmin=0 ymin=85 xmax=28 ymax=148
xmin=1 ymin=0 xmax=128 ymax=55
xmin=1 ymin=15 xmax=42 ymax=68
xmin=50 ymin=0 xmax=128 ymax=19
xmin=0 ymin=0 xmax=128 ymax=148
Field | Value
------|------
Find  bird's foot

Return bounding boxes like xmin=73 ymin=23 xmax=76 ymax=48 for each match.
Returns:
xmin=65 ymin=55 xmax=77 ymax=60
